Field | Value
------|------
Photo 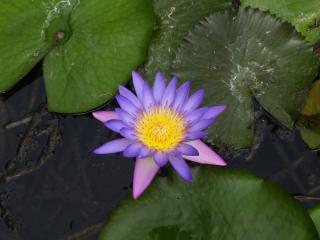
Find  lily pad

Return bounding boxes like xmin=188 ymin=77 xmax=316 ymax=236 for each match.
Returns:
xmin=144 ymin=0 xmax=231 ymax=79
xmin=173 ymin=8 xmax=319 ymax=149
xmin=310 ymin=204 xmax=320 ymax=236
xmin=99 ymin=167 xmax=318 ymax=240
xmin=298 ymin=114 xmax=320 ymax=149
xmin=241 ymin=0 xmax=320 ymax=43
xmin=298 ymin=80 xmax=320 ymax=149
xmin=303 ymin=80 xmax=320 ymax=116
xmin=0 ymin=0 xmax=155 ymax=113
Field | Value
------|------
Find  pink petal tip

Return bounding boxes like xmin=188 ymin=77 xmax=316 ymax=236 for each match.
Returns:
xmin=133 ymin=157 xmax=159 ymax=199
xmin=183 ymin=140 xmax=226 ymax=166
xmin=92 ymin=111 xmax=118 ymax=123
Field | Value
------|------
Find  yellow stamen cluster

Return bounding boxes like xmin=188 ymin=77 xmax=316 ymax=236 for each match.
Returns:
xmin=135 ymin=108 xmax=186 ymax=151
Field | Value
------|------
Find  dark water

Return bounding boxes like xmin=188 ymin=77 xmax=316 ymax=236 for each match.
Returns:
xmin=0 ymin=65 xmax=319 ymax=240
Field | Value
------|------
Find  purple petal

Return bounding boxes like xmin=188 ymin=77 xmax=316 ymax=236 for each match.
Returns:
xmin=182 ymin=89 xmax=205 ymax=114
xmin=172 ymin=81 xmax=190 ymax=111
xmin=116 ymin=95 xmax=139 ymax=116
xmin=169 ymin=155 xmax=192 ymax=182
xmin=161 ymin=77 xmax=178 ymax=107
xmin=123 ymin=142 xmax=143 ymax=158
xmin=92 ymin=111 xmax=118 ymax=123
xmin=203 ymin=105 xmax=227 ymax=119
xmin=119 ymin=86 xmax=142 ymax=108
xmin=188 ymin=118 xmax=216 ymax=132
xmin=115 ymin=108 xmax=135 ymax=127
xmin=183 ymin=140 xmax=226 ymax=166
xmin=120 ymin=127 xmax=137 ymax=140
xmin=177 ymin=143 xmax=199 ymax=156
xmin=153 ymin=72 xmax=166 ymax=103
xmin=105 ymin=119 xmax=126 ymax=133
xmin=186 ymin=130 xmax=207 ymax=141
xmin=93 ymin=138 xmax=133 ymax=154
xmin=154 ymin=152 xmax=168 ymax=167
xmin=138 ymin=146 xmax=153 ymax=158
xmin=132 ymin=71 xmax=145 ymax=101
xmin=142 ymin=82 xmax=155 ymax=110
xmin=185 ymin=107 xmax=208 ymax=124
xmin=133 ymin=157 xmax=159 ymax=199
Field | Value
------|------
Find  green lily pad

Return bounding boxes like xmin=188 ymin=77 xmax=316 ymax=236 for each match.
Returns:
xmin=99 ymin=167 xmax=318 ymax=240
xmin=0 ymin=0 xmax=155 ymax=113
xmin=303 ymin=80 xmax=320 ymax=116
xmin=144 ymin=0 xmax=232 ymax=79
xmin=241 ymin=0 xmax=320 ymax=43
xmin=298 ymin=114 xmax=320 ymax=149
xmin=297 ymin=80 xmax=320 ymax=149
xmin=300 ymin=127 xmax=320 ymax=149
xmin=173 ymin=8 xmax=319 ymax=149
xmin=310 ymin=204 xmax=320 ymax=236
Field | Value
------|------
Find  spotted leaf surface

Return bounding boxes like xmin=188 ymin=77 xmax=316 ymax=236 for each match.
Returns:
xmin=241 ymin=0 xmax=320 ymax=43
xmin=144 ymin=0 xmax=231 ymax=79
xmin=173 ymin=8 xmax=319 ymax=149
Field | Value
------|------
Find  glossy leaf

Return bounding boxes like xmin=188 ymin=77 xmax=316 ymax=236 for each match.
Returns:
xmin=99 ymin=166 xmax=318 ymax=240
xmin=0 ymin=0 xmax=155 ymax=113
xmin=303 ymin=80 xmax=320 ymax=116
xmin=144 ymin=0 xmax=232 ymax=79
xmin=173 ymin=8 xmax=319 ymax=149
xmin=298 ymin=80 xmax=320 ymax=149
xmin=241 ymin=0 xmax=320 ymax=43
xmin=310 ymin=204 xmax=320 ymax=236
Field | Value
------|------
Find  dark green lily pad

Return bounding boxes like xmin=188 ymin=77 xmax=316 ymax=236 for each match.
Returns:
xmin=297 ymin=80 xmax=320 ymax=149
xmin=0 ymin=0 xmax=155 ymax=113
xmin=298 ymin=114 xmax=320 ymax=149
xmin=144 ymin=0 xmax=231 ymax=79
xmin=99 ymin=167 xmax=318 ymax=240
xmin=173 ymin=8 xmax=319 ymax=149
xmin=310 ymin=204 xmax=320 ymax=236
xmin=241 ymin=0 xmax=320 ymax=43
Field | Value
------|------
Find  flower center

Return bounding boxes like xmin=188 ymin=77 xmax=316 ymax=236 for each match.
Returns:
xmin=135 ymin=108 xmax=186 ymax=151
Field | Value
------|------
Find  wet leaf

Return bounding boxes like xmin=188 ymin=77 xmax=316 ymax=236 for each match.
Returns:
xmin=300 ymin=118 xmax=320 ymax=149
xmin=173 ymin=8 xmax=319 ymax=149
xmin=300 ymin=127 xmax=320 ymax=150
xmin=99 ymin=167 xmax=318 ymax=240
xmin=298 ymin=81 xmax=320 ymax=149
xmin=144 ymin=0 xmax=231 ymax=79
xmin=0 ymin=0 xmax=155 ymax=113
xmin=310 ymin=204 xmax=320 ymax=236
xmin=303 ymin=80 xmax=320 ymax=116
xmin=241 ymin=0 xmax=320 ymax=43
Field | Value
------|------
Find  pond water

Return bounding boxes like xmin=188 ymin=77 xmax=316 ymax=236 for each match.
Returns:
xmin=0 ymin=64 xmax=319 ymax=240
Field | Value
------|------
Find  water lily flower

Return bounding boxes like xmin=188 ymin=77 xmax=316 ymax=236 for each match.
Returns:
xmin=93 ymin=71 xmax=227 ymax=199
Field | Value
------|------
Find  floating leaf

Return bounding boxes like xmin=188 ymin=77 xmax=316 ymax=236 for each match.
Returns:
xmin=0 ymin=0 xmax=155 ymax=113
xmin=298 ymin=80 xmax=320 ymax=149
xmin=173 ymin=8 xmax=319 ymax=149
xmin=310 ymin=204 xmax=320 ymax=236
xmin=241 ymin=0 xmax=320 ymax=43
xmin=298 ymin=115 xmax=320 ymax=149
xmin=144 ymin=0 xmax=232 ymax=79
xmin=303 ymin=80 xmax=320 ymax=116
xmin=99 ymin=167 xmax=318 ymax=240
xmin=300 ymin=127 xmax=320 ymax=149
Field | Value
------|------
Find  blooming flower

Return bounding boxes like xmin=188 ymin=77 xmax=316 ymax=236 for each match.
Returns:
xmin=93 ymin=71 xmax=227 ymax=199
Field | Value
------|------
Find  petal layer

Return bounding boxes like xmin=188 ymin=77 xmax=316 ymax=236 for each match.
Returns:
xmin=92 ymin=111 xmax=118 ymax=123
xmin=183 ymin=140 xmax=226 ymax=166
xmin=93 ymin=138 xmax=133 ymax=154
xmin=169 ymin=155 xmax=192 ymax=182
xmin=133 ymin=157 xmax=159 ymax=199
